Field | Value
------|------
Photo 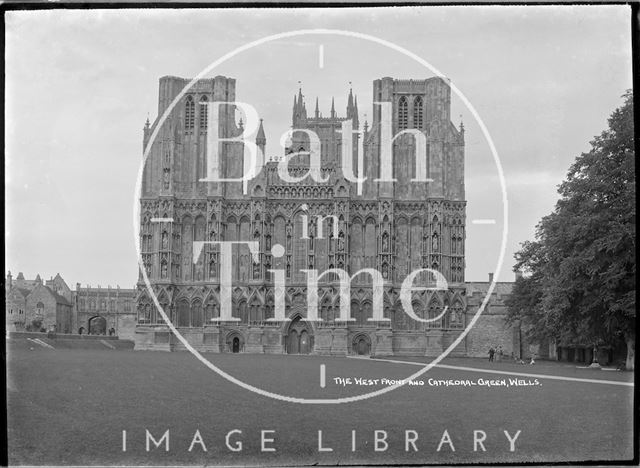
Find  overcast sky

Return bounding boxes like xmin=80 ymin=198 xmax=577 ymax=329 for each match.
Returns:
xmin=5 ymin=6 xmax=633 ymax=287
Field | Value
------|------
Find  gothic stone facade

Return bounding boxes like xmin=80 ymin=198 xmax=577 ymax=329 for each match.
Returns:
xmin=74 ymin=285 xmax=137 ymax=339
xmin=134 ymin=75 xmax=498 ymax=357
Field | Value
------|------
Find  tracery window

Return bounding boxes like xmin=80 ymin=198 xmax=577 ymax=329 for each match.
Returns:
xmin=398 ymin=96 xmax=408 ymax=130
xmin=413 ymin=96 xmax=423 ymax=129
xmin=185 ymin=96 xmax=195 ymax=131
xmin=199 ymin=96 xmax=209 ymax=130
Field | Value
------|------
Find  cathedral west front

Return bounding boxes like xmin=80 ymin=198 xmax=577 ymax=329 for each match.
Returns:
xmin=134 ymin=74 xmax=509 ymax=358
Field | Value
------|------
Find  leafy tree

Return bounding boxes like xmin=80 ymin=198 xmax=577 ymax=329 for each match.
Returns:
xmin=506 ymin=91 xmax=635 ymax=369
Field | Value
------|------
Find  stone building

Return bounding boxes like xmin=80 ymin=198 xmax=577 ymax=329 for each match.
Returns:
xmin=5 ymin=271 xmax=73 ymax=333
xmin=74 ymin=285 xmax=137 ymax=338
xmin=134 ymin=74 xmax=514 ymax=357
xmin=5 ymin=281 xmax=29 ymax=331
xmin=5 ymin=271 xmax=137 ymax=338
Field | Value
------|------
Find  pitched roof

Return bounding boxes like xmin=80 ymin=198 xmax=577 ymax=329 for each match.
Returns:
xmin=7 ymin=287 xmax=30 ymax=300
xmin=52 ymin=290 xmax=72 ymax=306
xmin=28 ymin=283 xmax=73 ymax=306
xmin=16 ymin=288 xmax=31 ymax=299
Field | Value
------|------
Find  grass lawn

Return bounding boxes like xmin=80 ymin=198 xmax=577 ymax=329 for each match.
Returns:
xmin=6 ymin=339 xmax=635 ymax=466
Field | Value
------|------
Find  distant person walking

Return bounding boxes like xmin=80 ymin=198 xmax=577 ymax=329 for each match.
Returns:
xmin=488 ymin=346 xmax=495 ymax=362
xmin=497 ymin=345 xmax=504 ymax=362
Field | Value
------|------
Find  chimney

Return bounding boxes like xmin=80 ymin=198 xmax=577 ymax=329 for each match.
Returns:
xmin=488 ymin=273 xmax=494 ymax=283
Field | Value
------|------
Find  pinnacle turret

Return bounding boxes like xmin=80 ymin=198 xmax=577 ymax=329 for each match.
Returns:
xmin=256 ymin=119 xmax=266 ymax=156
xmin=256 ymin=119 xmax=266 ymax=144
xmin=292 ymin=86 xmax=307 ymax=123
xmin=353 ymin=95 xmax=359 ymax=127
xmin=345 ymin=87 xmax=359 ymax=127
xmin=143 ymin=115 xmax=151 ymax=153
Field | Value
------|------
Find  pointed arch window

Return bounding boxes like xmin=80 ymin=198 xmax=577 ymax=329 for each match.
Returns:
xmin=199 ymin=96 xmax=209 ymax=130
xmin=185 ymin=96 xmax=195 ymax=131
xmin=36 ymin=302 xmax=45 ymax=317
xmin=413 ymin=96 xmax=423 ymax=129
xmin=398 ymin=96 xmax=408 ymax=130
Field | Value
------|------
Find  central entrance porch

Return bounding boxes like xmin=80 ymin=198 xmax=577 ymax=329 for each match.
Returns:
xmin=285 ymin=315 xmax=314 ymax=354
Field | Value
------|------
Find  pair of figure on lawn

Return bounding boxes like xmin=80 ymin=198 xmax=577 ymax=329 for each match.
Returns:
xmin=510 ymin=353 xmax=535 ymax=365
xmin=488 ymin=345 xmax=504 ymax=362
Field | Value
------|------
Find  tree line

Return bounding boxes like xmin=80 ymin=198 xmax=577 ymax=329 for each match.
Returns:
xmin=505 ymin=91 xmax=635 ymax=370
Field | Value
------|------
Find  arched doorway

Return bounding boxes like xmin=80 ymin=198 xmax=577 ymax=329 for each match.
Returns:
xmin=286 ymin=316 xmax=313 ymax=354
xmin=353 ymin=334 xmax=371 ymax=355
xmin=88 ymin=316 xmax=106 ymax=335
xmin=226 ymin=332 xmax=244 ymax=353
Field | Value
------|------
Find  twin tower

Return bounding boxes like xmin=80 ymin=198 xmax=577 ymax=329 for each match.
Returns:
xmin=136 ymin=74 xmax=467 ymax=357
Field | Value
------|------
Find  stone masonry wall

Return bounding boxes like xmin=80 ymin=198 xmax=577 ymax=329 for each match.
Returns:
xmin=465 ymin=281 xmax=516 ymax=358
